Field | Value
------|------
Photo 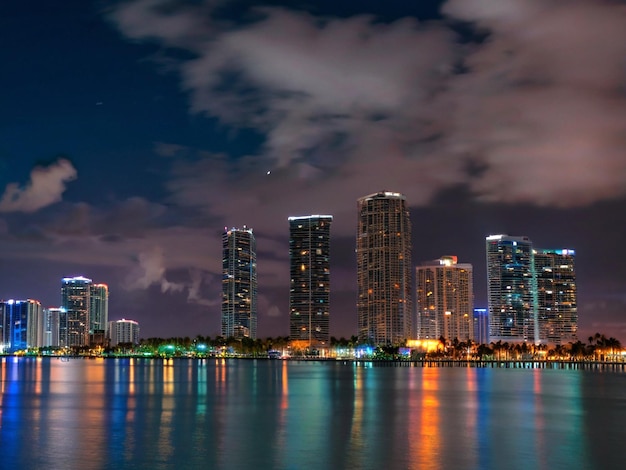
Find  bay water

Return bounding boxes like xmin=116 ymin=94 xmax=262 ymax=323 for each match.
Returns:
xmin=1 ymin=357 xmax=625 ymax=469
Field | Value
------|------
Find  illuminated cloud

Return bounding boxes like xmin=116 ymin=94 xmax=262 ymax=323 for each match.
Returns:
xmin=126 ymin=246 xmax=185 ymax=293
xmin=442 ymin=0 xmax=626 ymax=205
xmin=108 ymin=0 xmax=626 ymax=210
xmin=0 ymin=159 xmax=77 ymax=213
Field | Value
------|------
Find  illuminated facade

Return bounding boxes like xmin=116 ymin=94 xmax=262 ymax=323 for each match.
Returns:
xmin=486 ymin=235 xmax=538 ymax=343
xmin=222 ymin=227 xmax=257 ymax=339
xmin=0 ymin=299 xmax=42 ymax=352
xmin=416 ymin=256 xmax=473 ymax=342
xmin=289 ymin=215 xmax=332 ymax=348
xmin=89 ymin=284 xmax=109 ymax=335
xmin=41 ymin=307 xmax=64 ymax=348
xmin=108 ymin=319 xmax=140 ymax=346
xmin=473 ymin=308 xmax=489 ymax=345
xmin=534 ymin=249 xmax=577 ymax=345
xmin=357 ymin=191 xmax=412 ymax=345
xmin=61 ymin=276 xmax=92 ymax=347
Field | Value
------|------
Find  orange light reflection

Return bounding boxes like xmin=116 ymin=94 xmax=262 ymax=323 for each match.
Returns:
xmin=409 ymin=368 xmax=441 ymax=470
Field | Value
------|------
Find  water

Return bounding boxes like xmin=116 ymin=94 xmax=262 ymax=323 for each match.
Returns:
xmin=1 ymin=357 xmax=625 ymax=470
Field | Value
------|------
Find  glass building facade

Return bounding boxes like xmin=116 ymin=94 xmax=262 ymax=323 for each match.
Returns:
xmin=486 ymin=235 xmax=538 ymax=344
xmin=222 ymin=227 xmax=257 ymax=339
xmin=0 ymin=299 xmax=42 ymax=353
xmin=61 ymin=276 xmax=92 ymax=347
xmin=289 ymin=215 xmax=332 ymax=348
xmin=535 ymin=249 xmax=577 ymax=345
xmin=357 ymin=192 xmax=412 ymax=345
xmin=89 ymin=284 xmax=109 ymax=336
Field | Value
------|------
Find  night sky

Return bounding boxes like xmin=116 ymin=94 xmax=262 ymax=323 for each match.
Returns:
xmin=1 ymin=0 xmax=625 ymax=341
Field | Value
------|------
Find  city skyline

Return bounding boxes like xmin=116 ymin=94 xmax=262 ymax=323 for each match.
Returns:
xmin=1 ymin=0 xmax=625 ymax=342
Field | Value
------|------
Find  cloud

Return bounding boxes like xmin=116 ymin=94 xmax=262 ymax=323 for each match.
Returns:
xmin=108 ymin=0 xmax=626 ymax=211
xmin=0 ymin=159 xmax=77 ymax=213
xmin=126 ymin=246 xmax=186 ymax=293
xmin=187 ymin=268 xmax=220 ymax=306
xmin=441 ymin=0 xmax=626 ymax=206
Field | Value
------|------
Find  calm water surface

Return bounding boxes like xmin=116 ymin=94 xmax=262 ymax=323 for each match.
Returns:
xmin=1 ymin=357 xmax=625 ymax=469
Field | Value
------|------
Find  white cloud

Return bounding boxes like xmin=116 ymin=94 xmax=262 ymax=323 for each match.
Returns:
xmin=108 ymin=0 xmax=626 ymax=215
xmin=126 ymin=246 xmax=185 ymax=293
xmin=0 ymin=159 xmax=77 ymax=213
xmin=442 ymin=0 xmax=626 ymax=205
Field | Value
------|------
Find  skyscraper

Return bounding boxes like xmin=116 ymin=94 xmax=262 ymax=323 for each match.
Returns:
xmin=89 ymin=284 xmax=109 ymax=335
xmin=61 ymin=276 xmax=92 ymax=347
xmin=42 ymin=307 xmax=64 ymax=348
xmin=0 ymin=299 xmax=42 ymax=353
xmin=357 ymin=191 xmax=412 ymax=345
xmin=416 ymin=256 xmax=473 ymax=342
xmin=222 ymin=227 xmax=257 ymax=339
xmin=535 ymin=248 xmax=577 ymax=345
xmin=486 ymin=235 xmax=538 ymax=343
xmin=473 ymin=308 xmax=489 ymax=345
xmin=289 ymin=215 xmax=332 ymax=348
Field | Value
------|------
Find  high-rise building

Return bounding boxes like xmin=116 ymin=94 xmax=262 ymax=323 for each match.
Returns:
xmin=61 ymin=276 xmax=92 ymax=347
xmin=42 ymin=307 xmax=64 ymax=348
xmin=416 ymin=256 xmax=473 ymax=342
xmin=289 ymin=215 xmax=332 ymax=348
xmin=486 ymin=235 xmax=538 ymax=343
xmin=89 ymin=284 xmax=109 ymax=335
xmin=0 ymin=299 xmax=42 ymax=353
xmin=222 ymin=227 xmax=257 ymax=339
xmin=534 ymin=249 xmax=577 ymax=345
xmin=108 ymin=319 xmax=140 ymax=346
xmin=473 ymin=308 xmax=489 ymax=345
xmin=357 ymin=191 xmax=412 ymax=345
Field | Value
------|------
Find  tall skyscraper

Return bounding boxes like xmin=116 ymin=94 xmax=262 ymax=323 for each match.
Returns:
xmin=289 ymin=215 xmax=332 ymax=348
xmin=222 ymin=227 xmax=257 ymax=339
xmin=42 ymin=307 xmax=64 ymax=348
xmin=0 ymin=299 xmax=42 ymax=353
xmin=416 ymin=256 xmax=473 ymax=342
xmin=357 ymin=191 xmax=412 ymax=345
xmin=89 ymin=284 xmax=109 ymax=335
xmin=535 ymin=249 xmax=577 ymax=345
xmin=473 ymin=308 xmax=489 ymax=345
xmin=486 ymin=235 xmax=538 ymax=344
xmin=61 ymin=276 xmax=92 ymax=347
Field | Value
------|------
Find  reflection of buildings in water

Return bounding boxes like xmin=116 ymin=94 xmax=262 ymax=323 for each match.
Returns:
xmin=347 ymin=365 xmax=365 ymax=469
xmin=273 ymin=360 xmax=290 ymax=469
xmin=196 ymin=360 xmax=207 ymax=416
xmin=408 ymin=368 xmax=441 ymax=470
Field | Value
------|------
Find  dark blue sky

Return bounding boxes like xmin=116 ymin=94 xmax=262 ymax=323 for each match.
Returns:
xmin=1 ymin=0 xmax=625 ymax=341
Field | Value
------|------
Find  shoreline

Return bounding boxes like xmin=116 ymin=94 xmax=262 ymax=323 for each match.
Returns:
xmin=2 ymin=355 xmax=626 ymax=371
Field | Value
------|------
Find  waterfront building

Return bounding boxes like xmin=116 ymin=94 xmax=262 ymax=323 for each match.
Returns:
xmin=222 ymin=227 xmax=257 ymax=339
xmin=42 ymin=307 xmax=64 ymax=348
xmin=473 ymin=308 xmax=489 ymax=345
xmin=416 ymin=255 xmax=473 ymax=342
xmin=485 ymin=235 xmax=578 ymax=345
xmin=89 ymin=284 xmax=109 ymax=336
xmin=534 ymin=249 xmax=577 ymax=345
xmin=289 ymin=215 xmax=332 ymax=348
xmin=61 ymin=276 xmax=92 ymax=347
xmin=0 ymin=299 xmax=42 ymax=353
xmin=357 ymin=191 xmax=412 ymax=345
xmin=108 ymin=319 xmax=140 ymax=346
xmin=486 ymin=235 xmax=538 ymax=343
